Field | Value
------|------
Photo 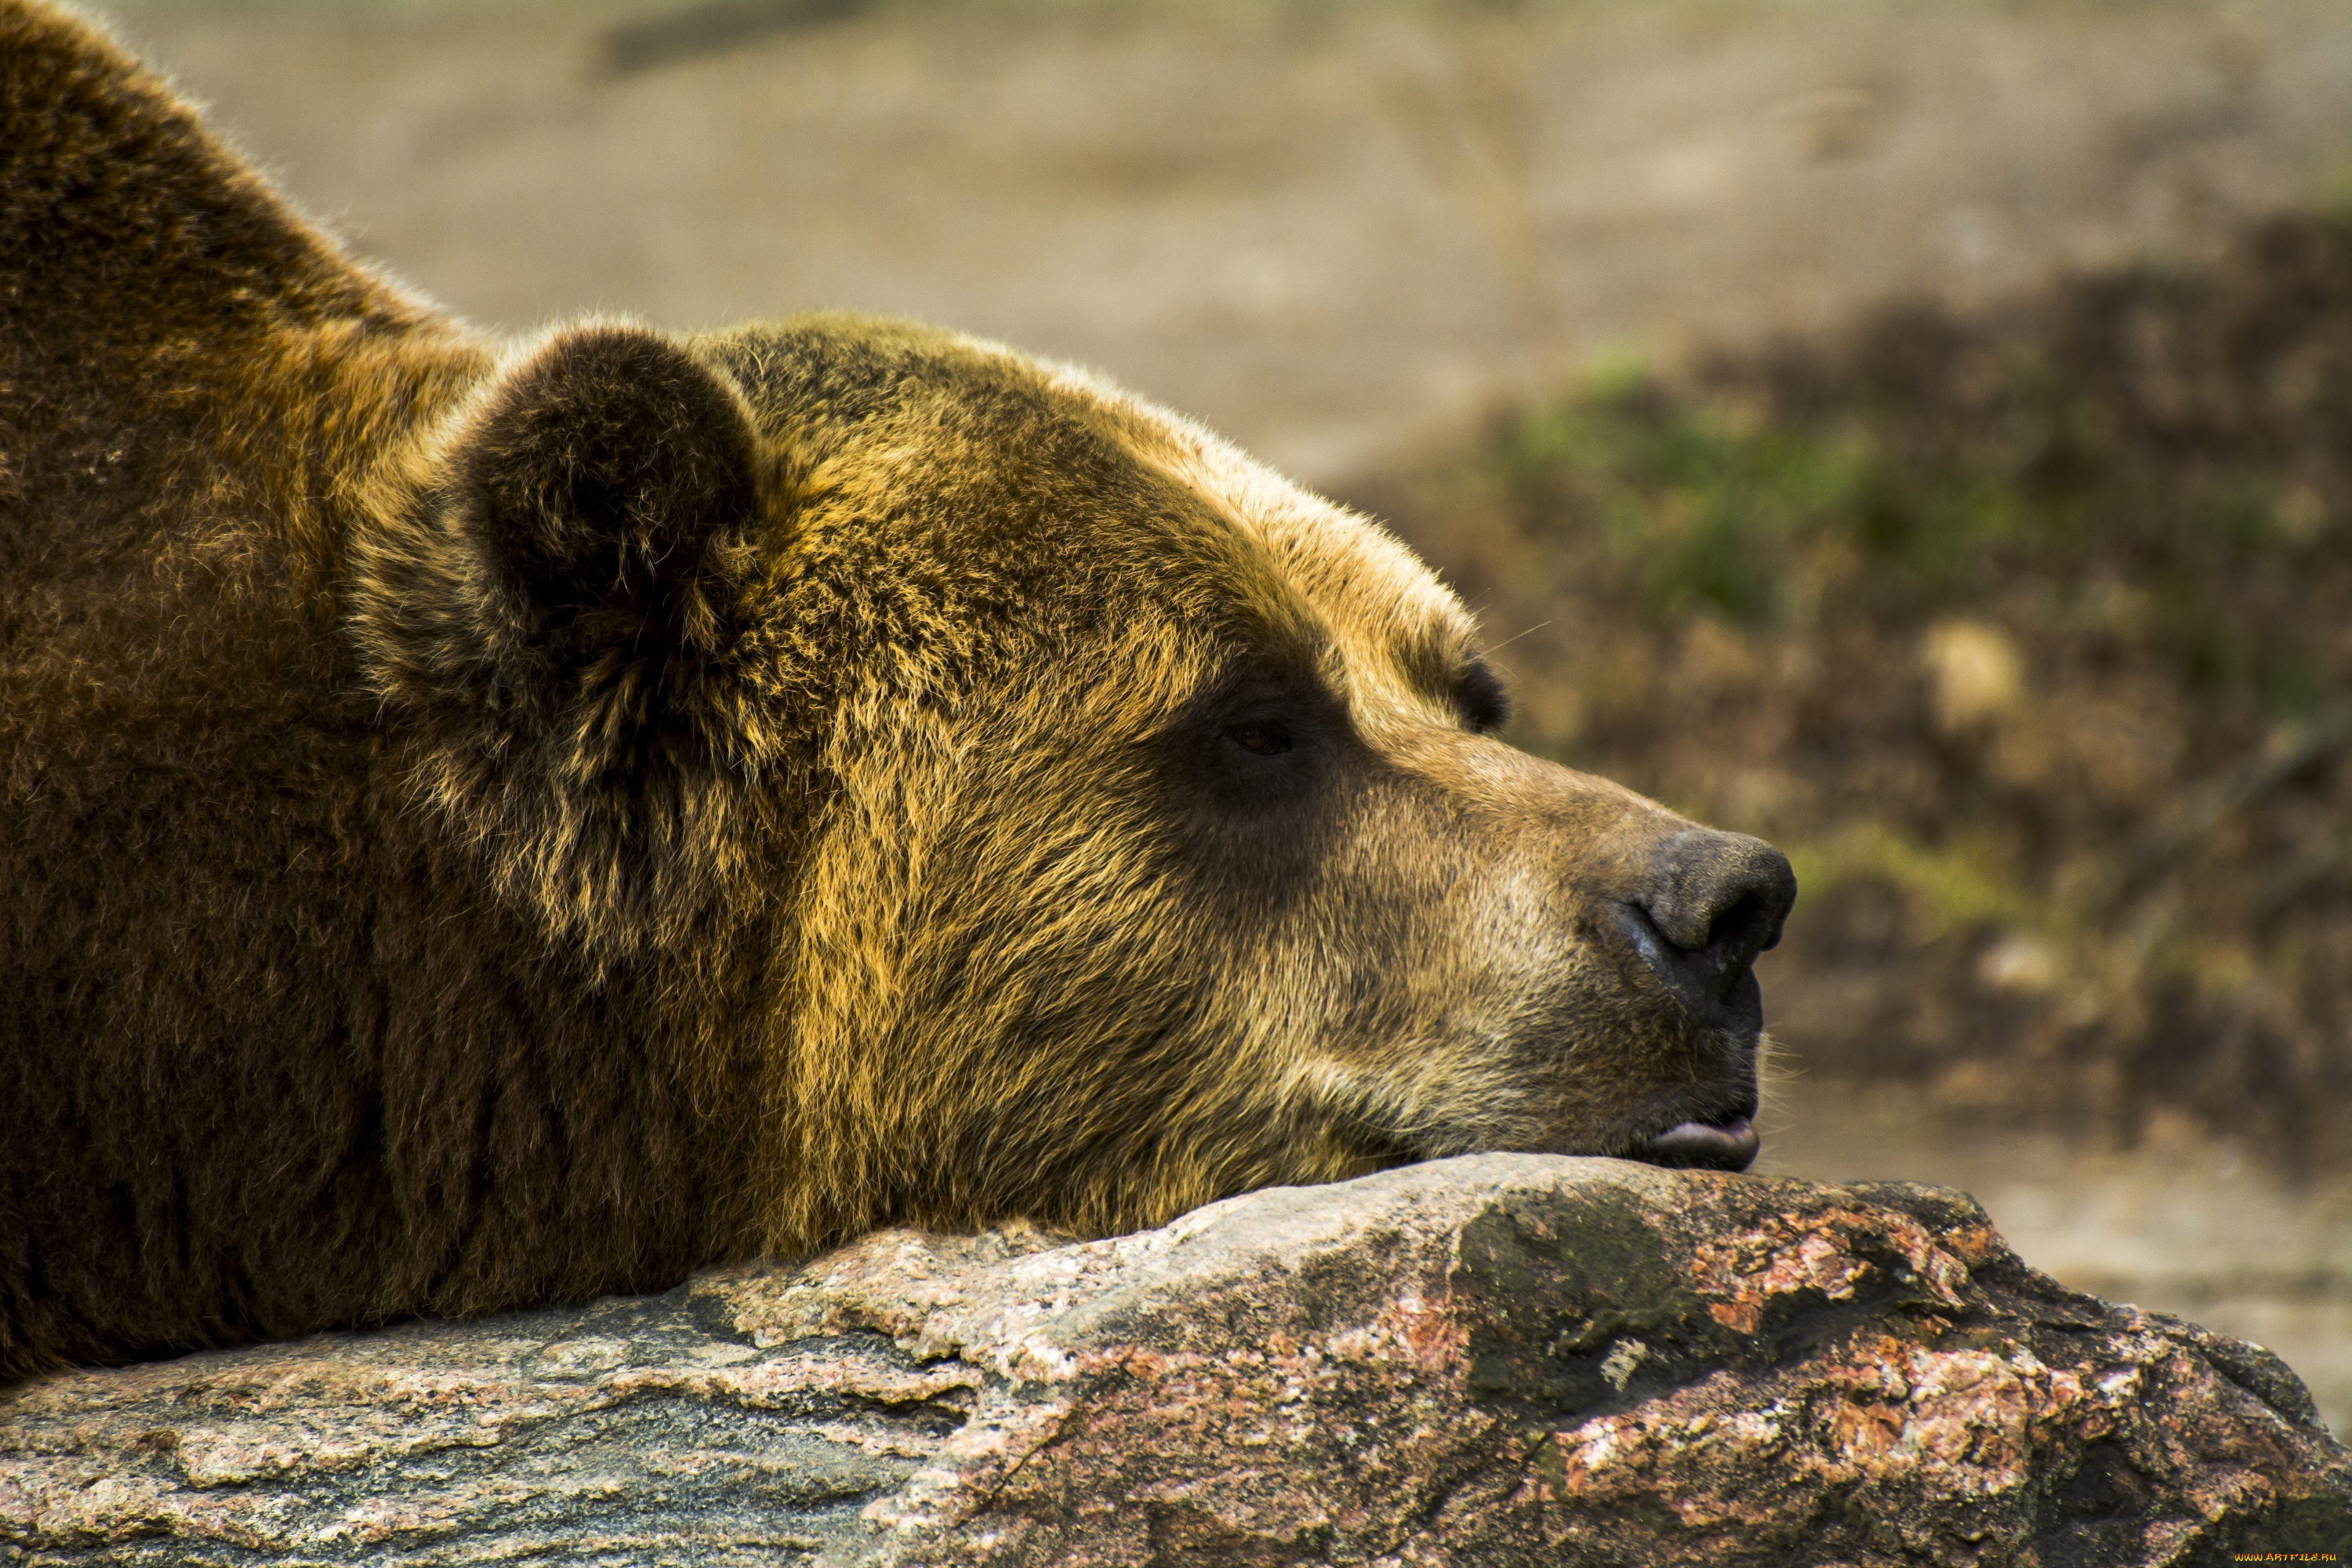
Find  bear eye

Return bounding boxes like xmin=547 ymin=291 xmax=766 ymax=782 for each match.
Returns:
xmin=1225 ymin=722 xmax=1294 ymax=757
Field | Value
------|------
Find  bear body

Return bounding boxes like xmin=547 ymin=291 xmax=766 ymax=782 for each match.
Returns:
xmin=0 ymin=0 xmax=1793 ymax=1381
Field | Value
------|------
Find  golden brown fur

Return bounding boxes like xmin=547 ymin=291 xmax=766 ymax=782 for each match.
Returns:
xmin=0 ymin=0 xmax=1792 ymax=1381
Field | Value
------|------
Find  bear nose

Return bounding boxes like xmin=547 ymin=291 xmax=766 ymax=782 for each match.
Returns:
xmin=1614 ymin=829 xmax=1798 ymax=1033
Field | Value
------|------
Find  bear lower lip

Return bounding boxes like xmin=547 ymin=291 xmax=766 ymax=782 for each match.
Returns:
xmin=1639 ymin=1113 xmax=1759 ymax=1173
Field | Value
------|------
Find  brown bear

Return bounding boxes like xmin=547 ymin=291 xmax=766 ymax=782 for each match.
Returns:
xmin=0 ymin=0 xmax=1795 ymax=1383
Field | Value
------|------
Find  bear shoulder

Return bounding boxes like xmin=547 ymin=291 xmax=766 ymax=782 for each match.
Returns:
xmin=1 ymin=0 xmax=475 ymax=606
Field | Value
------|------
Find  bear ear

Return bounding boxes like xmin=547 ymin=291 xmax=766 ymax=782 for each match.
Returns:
xmin=360 ymin=324 xmax=771 ymax=950
xmin=452 ymin=323 xmax=759 ymax=690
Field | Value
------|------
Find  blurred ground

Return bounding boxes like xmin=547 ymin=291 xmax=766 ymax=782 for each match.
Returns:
xmin=1369 ymin=217 xmax=2352 ymax=1162
xmin=99 ymin=0 xmax=2352 ymax=482
xmin=85 ymin=0 xmax=2352 ymax=1432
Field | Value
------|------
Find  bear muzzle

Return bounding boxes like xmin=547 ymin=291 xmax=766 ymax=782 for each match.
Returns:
xmin=1604 ymin=827 xmax=1795 ymax=1173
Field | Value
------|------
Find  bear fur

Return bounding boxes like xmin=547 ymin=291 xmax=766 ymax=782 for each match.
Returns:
xmin=0 ymin=0 xmax=1794 ymax=1382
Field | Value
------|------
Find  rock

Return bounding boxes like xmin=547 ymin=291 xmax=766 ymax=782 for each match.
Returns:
xmin=2 ymin=1155 xmax=2344 ymax=1565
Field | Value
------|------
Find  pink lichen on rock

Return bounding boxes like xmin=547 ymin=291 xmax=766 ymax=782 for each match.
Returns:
xmin=1689 ymin=1202 xmax=1975 ymax=1334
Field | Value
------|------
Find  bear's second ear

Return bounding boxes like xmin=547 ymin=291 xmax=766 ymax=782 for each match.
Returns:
xmin=452 ymin=323 xmax=759 ymax=688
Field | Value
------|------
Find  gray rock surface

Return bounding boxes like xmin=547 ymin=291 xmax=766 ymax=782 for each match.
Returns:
xmin=2 ymin=1155 xmax=2346 ymax=1565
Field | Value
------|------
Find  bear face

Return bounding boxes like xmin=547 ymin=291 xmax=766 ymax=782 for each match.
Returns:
xmin=352 ymin=318 xmax=1794 ymax=1250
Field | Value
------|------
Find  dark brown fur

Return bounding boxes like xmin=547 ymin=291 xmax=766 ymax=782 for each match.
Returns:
xmin=2 ymin=0 xmax=1791 ymax=1383
xmin=0 ymin=5 xmax=751 ymax=1375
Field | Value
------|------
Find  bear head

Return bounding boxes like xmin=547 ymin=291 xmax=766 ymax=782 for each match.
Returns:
xmin=352 ymin=316 xmax=1795 ymax=1248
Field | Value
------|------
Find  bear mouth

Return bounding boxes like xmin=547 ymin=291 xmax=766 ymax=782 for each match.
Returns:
xmin=1337 ymin=1098 xmax=1762 ymax=1177
xmin=1631 ymin=1106 xmax=1760 ymax=1173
